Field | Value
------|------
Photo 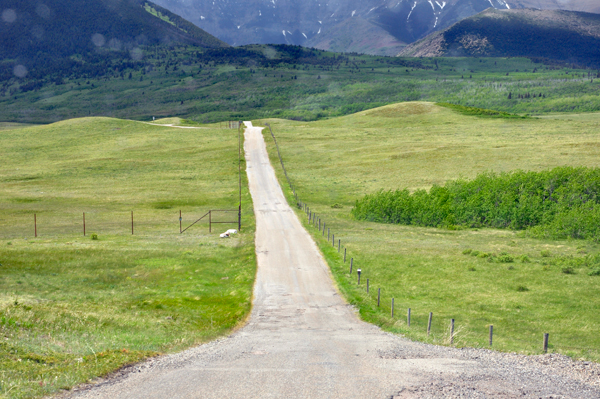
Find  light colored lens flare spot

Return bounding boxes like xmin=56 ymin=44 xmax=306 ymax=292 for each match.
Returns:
xmin=92 ymin=33 xmax=106 ymax=47
xmin=129 ymin=47 xmax=143 ymax=61
xmin=2 ymin=9 xmax=16 ymax=23
xmin=13 ymin=65 xmax=28 ymax=78
xmin=35 ymin=3 xmax=51 ymax=19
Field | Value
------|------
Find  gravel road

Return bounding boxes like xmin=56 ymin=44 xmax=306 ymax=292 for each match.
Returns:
xmin=63 ymin=123 xmax=600 ymax=399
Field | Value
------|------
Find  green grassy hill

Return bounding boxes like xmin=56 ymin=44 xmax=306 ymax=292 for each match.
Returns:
xmin=0 ymin=118 xmax=254 ymax=398
xmin=261 ymin=102 xmax=600 ymax=362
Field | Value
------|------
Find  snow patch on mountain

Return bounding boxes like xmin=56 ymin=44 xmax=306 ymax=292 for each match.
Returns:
xmin=407 ymin=1 xmax=417 ymax=22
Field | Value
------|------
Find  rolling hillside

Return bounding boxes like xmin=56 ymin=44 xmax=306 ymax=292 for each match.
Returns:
xmin=398 ymin=8 xmax=600 ymax=66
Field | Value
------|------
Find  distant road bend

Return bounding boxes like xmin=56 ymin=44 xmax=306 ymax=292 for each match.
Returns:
xmin=68 ymin=122 xmax=600 ymax=398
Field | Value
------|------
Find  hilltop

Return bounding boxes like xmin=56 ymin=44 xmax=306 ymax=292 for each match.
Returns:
xmin=398 ymin=8 xmax=600 ymax=66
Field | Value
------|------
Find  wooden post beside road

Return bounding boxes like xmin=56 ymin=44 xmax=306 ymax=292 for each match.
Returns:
xmin=427 ymin=312 xmax=433 ymax=336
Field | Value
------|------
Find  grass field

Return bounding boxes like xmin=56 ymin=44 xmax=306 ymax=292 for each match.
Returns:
xmin=0 ymin=118 xmax=255 ymax=398
xmin=260 ymin=102 xmax=600 ymax=362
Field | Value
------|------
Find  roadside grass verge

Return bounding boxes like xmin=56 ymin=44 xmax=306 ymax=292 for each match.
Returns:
xmin=0 ymin=119 xmax=255 ymax=398
xmin=259 ymin=102 xmax=600 ymax=362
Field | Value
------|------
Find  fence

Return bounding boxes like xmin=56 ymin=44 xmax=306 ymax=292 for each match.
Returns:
xmin=0 ymin=209 xmax=238 ymax=239
xmin=220 ymin=121 xmax=242 ymax=129
xmin=265 ymin=123 xmax=568 ymax=355
xmin=180 ymin=209 xmax=240 ymax=234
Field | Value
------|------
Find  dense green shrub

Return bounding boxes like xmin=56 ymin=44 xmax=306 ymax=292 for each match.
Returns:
xmin=436 ymin=103 xmax=528 ymax=119
xmin=352 ymin=167 xmax=600 ymax=240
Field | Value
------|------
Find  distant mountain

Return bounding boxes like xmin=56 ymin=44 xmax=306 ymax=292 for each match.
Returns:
xmin=512 ymin=0 xmax=600 ymax=14
xmin=0 ymin=0 xmax=227 ymax=63
xmin=151 ymin=0 xmax=600 ymax=55
xmin=398 ymin=8 xmax=600 ymax=66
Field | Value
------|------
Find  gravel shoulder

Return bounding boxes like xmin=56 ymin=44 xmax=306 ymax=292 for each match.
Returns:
xmin=60 ymin=123 xmax=600 ymax=399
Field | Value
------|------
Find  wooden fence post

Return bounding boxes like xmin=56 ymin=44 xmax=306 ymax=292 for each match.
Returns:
xmin=427 ymin=312 xmax=433 ymax=336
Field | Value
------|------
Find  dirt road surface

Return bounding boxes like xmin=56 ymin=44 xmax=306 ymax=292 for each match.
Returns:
xmin=65 ymin=123 xmax=600 ymax=398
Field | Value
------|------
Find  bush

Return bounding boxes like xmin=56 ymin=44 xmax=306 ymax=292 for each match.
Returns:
xmin=91 ymin=234 xmax=98 ymax=240
xmin=541 ymin=250 xmax=552 ymax=258
xmin=562 ymin=267 xmax=575 ymax=274
xmin=520 ymin=255 xmax=531 ymax=263
xmin=352 ymin=167 xmax=600 ymax=241
xmin=462 ymin=249 xmax=472 ymax=255
xmin=588 ymin=268 xmax=600 ymax=276
xmin=498 ymin=254 xmax=514 ymax=263
xmin=436 ymin=102 xmax=527 ymax=119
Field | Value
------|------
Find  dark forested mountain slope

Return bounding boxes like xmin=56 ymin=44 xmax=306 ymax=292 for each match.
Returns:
xmin=398 ymin=8 xmax=600 ymax=66
xmin=0 ymin=0 xmax=227 ymax=63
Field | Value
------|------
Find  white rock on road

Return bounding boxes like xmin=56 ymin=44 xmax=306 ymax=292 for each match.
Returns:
xmin=63 ymin=124 xmax=600 ymax=398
